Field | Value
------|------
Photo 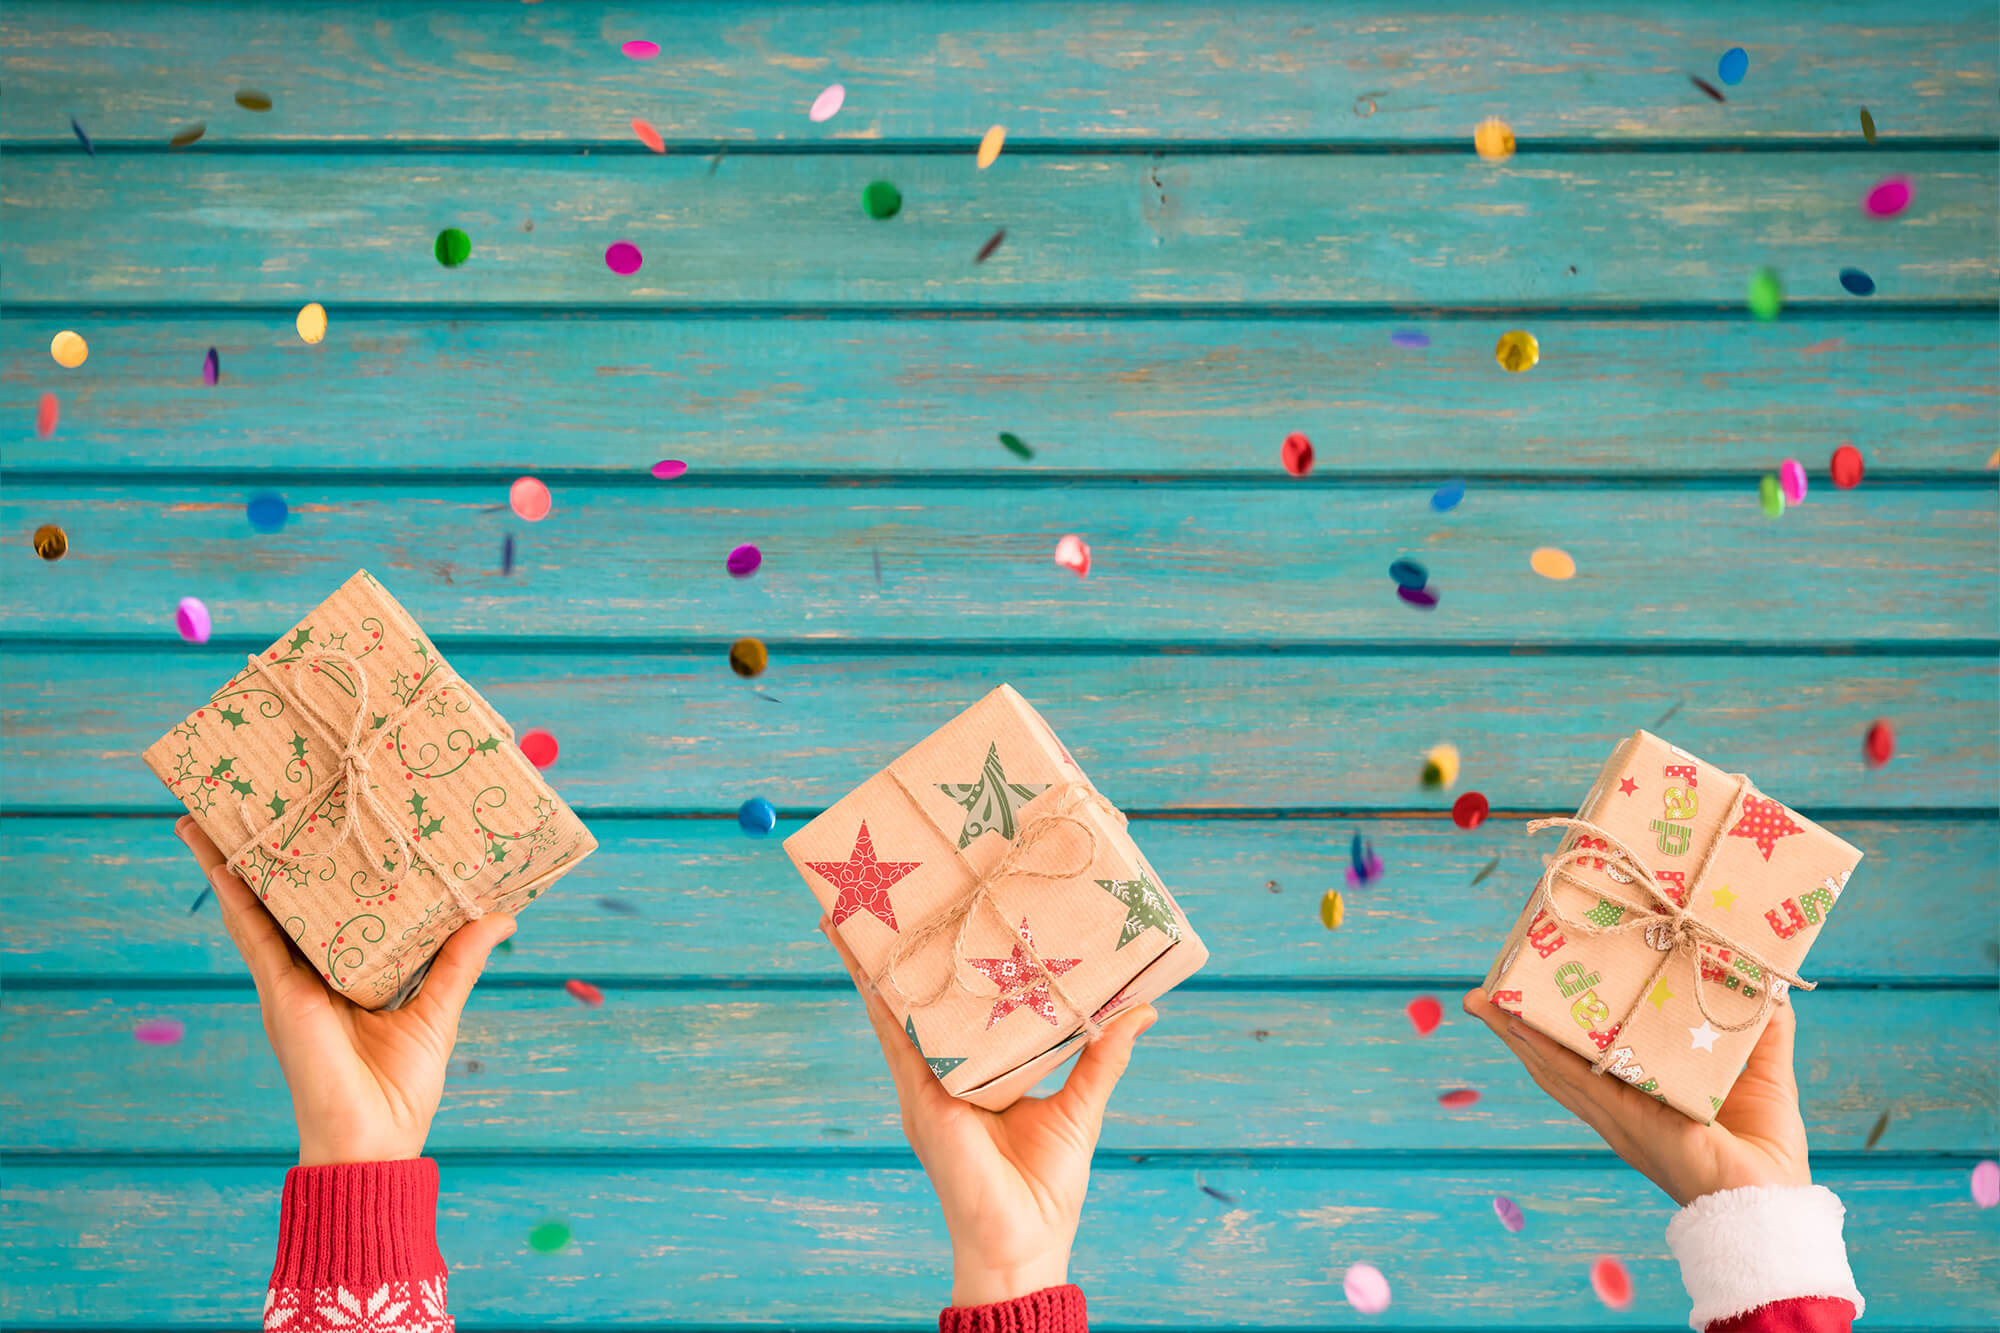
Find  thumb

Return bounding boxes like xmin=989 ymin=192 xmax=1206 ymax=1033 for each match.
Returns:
xmin=408 ymin=913 xmax=516 ymax=1031
xmin=1051 ymin=1004 xmax=1156 ymax=1131
xmin=1739 ymin=993 xmax=1799 ymax=1098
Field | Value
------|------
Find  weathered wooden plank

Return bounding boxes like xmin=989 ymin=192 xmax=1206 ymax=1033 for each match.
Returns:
xmin=3 ymin=1162 xmax=1989 ymax=1328
xmin=6 ymin=154 xmax=1995 ymax=306
xmin=3 ymin=988 xmax=1985 ymax=1154
xmin=7 ymin=315 xmax=1995 ymax=475
xmin=7 ymin=816 xmax=1988 ymax=981
xmin=4 ymin=484 xmax=1994 ymax=643
xmin=4 ymin=1 xmax=1994 ymax=145
xmin=7 ymin=649 xmax=1990 ymax=812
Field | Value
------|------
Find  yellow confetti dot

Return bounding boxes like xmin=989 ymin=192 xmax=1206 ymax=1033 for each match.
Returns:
xmin=1530 ymin=547 xmax=1576 ymax=581
xmin=295 ymin=302 xmax=327 ymax=345
xmin=1495 ymin=330 xmax=1539 ymax=373
xmin=1423 ymin=743 xmax=1461 ymax=789
xmin=1319 ymin=889 xmax=1344 ymax=931
xmin=977 ymin=124 xmax=1006 ymax=169
xmin=50 ymin=331 xmax=88 ymax=368
xmin=1475 ymin=116 xmax=1516 ymax=163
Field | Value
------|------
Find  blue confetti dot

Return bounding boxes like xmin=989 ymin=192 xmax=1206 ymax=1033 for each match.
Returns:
xmin=1389 ymin=558 xmax=1429 ymax=590
xmin=1390 ymin=329 xmax=1430 ymax=349
xmin=1717 ymin=47 xmax=1748 ymax=86
xmin=737 ymin=797 xmax=777 ymax=837
xmin=1839 ymin=268 xmax=1875 ymax=296
xmin=246 ymin=492 xmax=288 ymax=534
xmin=1431 ymin=480 xmax=1466 ymax=512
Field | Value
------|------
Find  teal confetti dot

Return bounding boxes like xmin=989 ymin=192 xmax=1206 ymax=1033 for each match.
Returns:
xmin=863 ymin=180 xmax=902 ymax=220
xmin=528 ymin=1221 xmax=571 ymax=1252
xmin=434 ymin=228 xmax=472 ymax=268
xmin=738 ymin=797 xmax=777 ymax=836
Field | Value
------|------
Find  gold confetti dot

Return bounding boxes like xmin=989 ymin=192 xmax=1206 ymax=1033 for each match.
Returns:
xmin=32 ymin=524 xmax=68 ymax=560
xmin=728 ymin=636 xmax=769 ymax=678
xmin=1530 ymin=547 xmax=1577 ymax=581
xmin=1422 ymin=743 xmax=1461 ymax=789
xmin=977 ymin=124 xmax=1006 ymax=169
xmin=296 ymin=302 xmax=327 ymax=344
xmin=234 ymin=89 xmax=274 ymax=112
xmin=1495 ymin=330 xmax=1539 ymax=373
xmin=1475 ymin=116 xmax=1515 ymax=162
xmin=50 ymin=331 xmax=88 ymax=368
xmin=1319 ymin=889 xmax=1344 ymax=931
xmin=169 ymin=122 xmax=206 ymax=148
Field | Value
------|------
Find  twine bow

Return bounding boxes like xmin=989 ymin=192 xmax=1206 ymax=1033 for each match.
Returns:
xmin=221 ymin=649 xmax=491 ymax=921
xmin=1525 ymin=811 xmax=1813 ymax=1079
xmin=871 ymin=773 xmax=1119 ymax=1040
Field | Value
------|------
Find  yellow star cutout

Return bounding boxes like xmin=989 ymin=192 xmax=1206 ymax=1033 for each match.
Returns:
xmin=1647 ymin=979 xmax=1675 ymax=1010
xmin=1709 ymin=883 xmax=1738 ymax=911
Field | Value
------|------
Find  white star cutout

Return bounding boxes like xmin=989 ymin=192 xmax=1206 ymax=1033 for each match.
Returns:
xmin=1689 ymin=1021 xmax=1721 ymax=1053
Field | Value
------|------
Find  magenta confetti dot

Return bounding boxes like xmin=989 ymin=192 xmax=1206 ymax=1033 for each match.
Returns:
xmin=1397 ymin=584 xmax=1438 ymax=609
xmin=1972 ymin=1160 xmax=2000 ymax=1208
xmin=727 ymin=543 xmax=762 ymax=577
xmin=134 ymin=1019 xmax=185 ymax=1045
xmin=651 ymin=459 xmax=687 ymax=479
xmin=1863 ymin=176 xmax=1912 ymax=217
xmin=1779 ymin=458 xmax=1808 ymax=505
xmin=1492 ymin=1196 xmax=1525 ymax=1233
xmin=621 ymin=39 xmax=659 ymax=60
xmin=176 ymin=597 xmax=212 ymax=644
xmin=1391 ymin=330 xmax=1430 ymax=349
xmin=605 ymin=241 xmax=643 ymax=275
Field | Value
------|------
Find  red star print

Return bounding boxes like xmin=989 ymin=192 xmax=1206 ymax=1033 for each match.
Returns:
xmin=1727 ymin=795 xmax=1805 ymax=861
xmin=1618 ymin=777 xmax=1639 ymax=795
xmin=808 ymin=822 xmax=921 ymax=931
xmin=967 ymin=917 xmax=1082 ymax=1029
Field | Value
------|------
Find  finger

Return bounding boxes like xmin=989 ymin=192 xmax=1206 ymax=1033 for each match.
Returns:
xmin=1501 ymin=1016 xmax=1675 ymax=1155
xmin=175 ymin=816 xmax=226 ymax=870
xmin=408 ymin=913 xmax=518 ymax=1031
xmin=1049 ymin=1004 xmax=1155 ymax=1132
xmin=1738 ymin=994 xmax=1799 ymax=1099
xmin=203 ymin=863 xmax=303 ymax=999
xmin=820 ymin=915 xmax=943 ymax=1109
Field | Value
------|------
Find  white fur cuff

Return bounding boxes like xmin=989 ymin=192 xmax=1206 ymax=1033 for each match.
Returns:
xmin=1665 ymin=1184 xmax=1864 ymax=1330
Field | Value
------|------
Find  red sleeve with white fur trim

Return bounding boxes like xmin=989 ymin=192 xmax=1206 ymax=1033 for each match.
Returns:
xmin=1707 ymin=1296 xmax=1857 ymax=1332
xmin=1667 ymin=1184 xmax=1862 ymax=1333
xmin=939 ymin=1284 xmax=1088 ymax=1332
xmin=265 ymin=1159 xmax=452 ymax=1332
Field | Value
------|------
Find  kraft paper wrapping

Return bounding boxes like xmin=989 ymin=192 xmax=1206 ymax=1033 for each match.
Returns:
xmin=143 ymin=570 xmax=597 ymax=1009
xmin=786 ymin=685 xmax=1208 ymax=1110
xmin=1484 ymin=730 xmax=1862 ymax=1122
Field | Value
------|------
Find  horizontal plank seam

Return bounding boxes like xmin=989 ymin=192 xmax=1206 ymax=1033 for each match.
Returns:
xmin=3 ymin=302 xmax=1994 ymax=320
xmin=8 ymin=976 xmax=1990 ymax=993
xmin=5 ymin=806 xmax=1992 ymax=823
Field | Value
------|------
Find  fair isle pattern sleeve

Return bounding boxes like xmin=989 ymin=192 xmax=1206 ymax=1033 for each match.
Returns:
xmin=265 ymin=1159 xmax=452 ymax=1333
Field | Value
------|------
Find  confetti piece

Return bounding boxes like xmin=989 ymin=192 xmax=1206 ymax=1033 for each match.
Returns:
xmin=1689 ymin=75 xmax=1727 ymax=103
xmin=1864 ymin=1110 xmax=1891 ymax=1149
xmin=1863 ymin=719 xmax=1894 ymax=767
xmin=564 ymin=978 xmax=604 ymax=1007
xmin=32 ymin=525 xmax=68 ymax=561
xmin=1342 ymin=1263 xmax=1391 ymax=1315
xmin=1830 ymin=444 xmax=1865 ymax=489
xmin=1438 ymin=1087 xmax=1480 ymax=1108
xmin=235 ymin=89 xmax=273 ymax=112
xmin=1529 ymin=547 xmax=1575 ymax=581
xmin=1471 ymin=855 xmax=1501 ymax=886
xmin=1452 ymin=791 xmax=1489 ymax=830
xmin=1495 ymin=330 xmax=1539 ymax=373
xmin=1422 ymin=743 xmax=1460 ymax=789
xmin=1590 ymin=1256 xmax=1633 ymax=1310
xmin=134 ymin=1019 xmax=185 ymax=1045
xmin=1839 ymin=268 xmax=1875 ymax=296
xmin=434 ymin=227 xmax=472 ymax=268
xmin=203 ymin=347 xmax=220 ymax=385
xmin=651 ymin=459 xmax=688 ymax=479
xmin=1053 ymin=533 xmax=1091 ymax=578
xmin=169 ymin=122 xmax=206 ymax=148
xmin=1431 ymin=480 xmax=1465 ymax=511
xmin=1474 ymin=117 xmax=1515 ymax=162
xmin=975 ymin=229 xmax=1007 ymax=263
xmin=1859 ymin=107 xmax=1877 ymax=143
xmin=863 ymin=179 xmax=902 ymax=220
xmin=809 ymin=83 xmax=845 ymax=123
xmin=188 ymin=885 xmax=212 ymax=914
xmin=70 ymin=115 xmax=94 ymax=156
xmin=621 ymin=39 xmax=659 ymax=60
xmin=1319 ymin=889 xmax=1344 ymax=930
xmin=50 ymin=330 xmax=88 ymax=368
xmin=1389 ymin=558 xmax=1428 ymax=590
xmin=1000 ymin=431 xmax=1034 ymax=459
xmin=1348 ymin=833 xmax=1383 ymax=888
xmin=631 ymin=118 xmax=665 ymax=153
xmin=605 ymin=241 xmax=643 ymax=275
xmin=176 ymin=597 xmax=212 ymax=644
xmin=519 ymin=728 xmax=558 ymax=769
xmin=738 ymin=797 xmax=777 ymax=837
xmin=1747 ymin=267 xmax=1783 ymax=321
xmin=528 ymin=1220 xmax=572 ymax=1252
xmin=500 ymin=534 xmax=515 ymax=575
xmin=1492 ymin=1196 xmax=1525 ymax=1232
xmin=35 ymin=391 xmax=59 ymax=439
xmin=1198 ymin=1182 xmax=1237 ymax=1205
xmin=246 ymin=491 xmax=288 ymax=534
xmin=977 ymin=124 xmax=1006 ymax=169
xmin=1863 ymin=177 xmax=1912 ymax=217
xmin=1281 ymin=432 xmax=1314 ymax=477
xmin=1972 ymin=1160 xmax=2000 ymax=1208
xmin=1396 ymin=585 xmax=1438 ymax=609
xmin=1391 ymin=329 xmax=1430 ymax=349
xmin=1352 ymin=95 xmax=1377 ymax=118
xmin=1405 ymin=995 xmax=1442 ymax=1035
xmin=1717 ymin=47 xmax=1749 ymax=85
xmin=510 ymin=476 xmax=552 ymax=522
xmin=1758 ymin=474 xmax=1785 ymax=518
xmin=296 ymin=303 xmax=327 ymax=344
xmin=1779 ymin=459 xmax=1808 ymax=506
xmin=729 ymin=636 xmax=768 ymax=678
xmin=727 ymin=543 xmax=762 ymax=577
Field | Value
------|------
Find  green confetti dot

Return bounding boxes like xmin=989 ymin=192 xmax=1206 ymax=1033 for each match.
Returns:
xmin=1758 ymin=474 xmax=1786 ymax=518
xmin=862 ymin=179 xmax=902 ymax=220
xmin=528 ymin=1221 xmax=571 ymax=1252
xmin=435 ymin=228 xmax=472 ymax=268
xmin=999 ymin=431 xmax=1033 ymax=459
xmin=1747 ymin=267 xmax=1783 ymax=322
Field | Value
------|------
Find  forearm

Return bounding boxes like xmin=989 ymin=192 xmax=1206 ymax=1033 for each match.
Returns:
xmin=266 ymin=1158 xmax=452 ymax=1332
xmin=1668 ymin=1185 xmax=1862 ymax=1332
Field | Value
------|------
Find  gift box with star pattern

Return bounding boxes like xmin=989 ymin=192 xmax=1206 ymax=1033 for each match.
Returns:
xmin=786 ymin=684 xmax=1208 ymax=1109
xmin=1483 ymin=730 xmax=1862 ymax=1122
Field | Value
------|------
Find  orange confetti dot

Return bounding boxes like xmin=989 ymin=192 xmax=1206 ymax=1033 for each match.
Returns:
xmin=631 ymin=118 xmax=664 ymax=153
xmin=1530 ymin=547 xmax=1576 ymax=581
xmin=977 ymin=124 xmax=1006 ymax=169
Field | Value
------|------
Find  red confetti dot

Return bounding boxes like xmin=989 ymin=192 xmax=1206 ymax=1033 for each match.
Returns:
xmin=1438 ymin=1087 xmax=1481 ymax=1108
xmin=35 ymin=391 xmax=58 ymax=439
xmin=1451 ymin=791 xmax=1489 ymax=829
xmin=1406 ymin=995 xmax=1443 ymax=1035
xmin=1830 ymin=444 xmax=1865 ymax=489
xmin=1590 ymin=1256 xmax=1633 ymax=1310
xmin=519 ymin=728 xmax=559 ymax=769
xmin=565 ymin=979 xmax=605 ymax=1007
xmin=509 ymin=476 xmax=552 ymax=522
xmin=1280 ymin=432 xmax=1314 ymax=477
xmin=1864 ymin=720 xmax=1894 ymax=767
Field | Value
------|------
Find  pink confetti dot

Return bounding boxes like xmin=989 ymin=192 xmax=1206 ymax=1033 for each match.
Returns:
xmin=134 ymin=1019 xmax=185 ymax=1045
xmin=621 ymin=39 xmax=659 ymax=61
xmin=1971 ymin=1160 xmax=1999 ymax=1208
xmin=1590 ymin=1256 xmax=1633 ymax=1310
xmin=565 ymin=978 xmax=605 ymax=1007
xmin=605 ymin=241 xmax=643 ymax=276
xmin=650 ymin=459 xmax=687 ymax=479
xmin=1053 ymin=533 xmax=1091 ymax=578
xmin=510 ymin=476 xmax=552 ymax=522
xmin=1438 ymin=1087 xmax=1481 ymax=1108
xmin=727 ymin=543 xmax=762 ymax=577
xmin=1863 ymin=176 xmax=1912 ymax=217
xmin=1406 ymin=995 xmax=1442 ymax=1035
xmin=176 ymin=597 xmax=212 ymax=644
xmin=1779 ymin=458 xmax=1808 ymax=505
xmin=1342 ymin=1263 xmax=1391 ymax=1314
xmin=1492 ymin=1196 xmax=1525 ymax=1232
xmin=519 ymin=728 xmax=559 ymax=769
xmin=809 ymin=83 xmax=845 ymax=123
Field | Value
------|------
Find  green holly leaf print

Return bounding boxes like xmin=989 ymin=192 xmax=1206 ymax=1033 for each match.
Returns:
xmin=474 ymin=736 xmax=501 ymax=754
xmin=290 ymin=732 xmax=308 ymax=760
xmin=418 ymin=814 xmax=445 ymax=838
xmin=408 ymin=791 xmax=429 ymax=823
xmin=287 ymin=627 xmax=313 ymax=654
xmin=324 ymin=631 xmax=348 ymax=651
xmin=267 ymin=792 xmax=289 ymax=820
xmin=217 ymin=705 xmax=248 ymax=729
xmin=423 ymin=694 xmax=449 ymax=719
xmin=170 ymin=748 xmax=201 ymax=784
xmin=210 ymin=756 xmax=238 ymax=780
xmin=171 ymin=718 xmax=202 ymax=742
xmin=370 ymin=713 xmax=388 ymax=730
xmin=383 ymin=853 xmax=399 ymax=874
xmin=226 ymin=775 xmax=255 ymax=799
xmin=490 ymin=841 xmax=509 ymax=862
xmin=184 ymin=784 xmax=217 ymax=816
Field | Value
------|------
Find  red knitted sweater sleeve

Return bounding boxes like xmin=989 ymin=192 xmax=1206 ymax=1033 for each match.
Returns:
xmin=939 ymin=1284 xmax=1088 ymax=1332
xmin=265 ymin=1159 xmax=451 ymax=1332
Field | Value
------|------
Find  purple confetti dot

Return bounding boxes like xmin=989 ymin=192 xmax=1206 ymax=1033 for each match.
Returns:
xmin=605 ymin=241 xmax=643 ymax=276
xmin=1973 ymin=1160 xmax=2000 ymax=1209
xmin=1396 ymin=584 xmax=1438 ymax=609
xmin=202 ymin=347 xmax=220 ymax=386
xmin=651 ymin=459 xmax=687 ymax=479
xmin=134 ymin=1019 xmax=185 ymax=1045
xmin=1493 ymin=1196 xmax=1526 ymax=1232
xmin=727 ymin=543 xmax=762 ymax=577
xmin=1391 ymin=330 xmax=1430 ymax=349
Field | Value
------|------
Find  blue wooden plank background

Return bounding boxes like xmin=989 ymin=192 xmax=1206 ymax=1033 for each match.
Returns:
xmin=2 ymin=3 xmax=1995 ymax=1331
